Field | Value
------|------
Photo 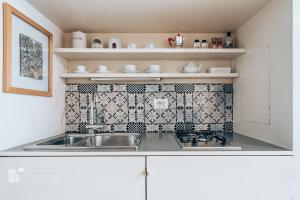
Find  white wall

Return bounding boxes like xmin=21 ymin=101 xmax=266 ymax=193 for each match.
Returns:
xmin=233 ymin=0 xmax=293 ymax=149
xmin=0 ymin=0 xmax=66 ymax=150
xmin=292 ymin=0 xmax=300 ymax=198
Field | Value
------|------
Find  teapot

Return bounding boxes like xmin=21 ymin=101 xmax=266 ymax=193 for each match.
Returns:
xmin=168 ymin=33 xmax=185 ymax=48
xmin=182 ymin=62 xmax=203 ymax=73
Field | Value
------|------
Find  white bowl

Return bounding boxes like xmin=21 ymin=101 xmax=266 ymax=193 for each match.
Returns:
xmin=209 ymin=67 xmax=231 ymax=73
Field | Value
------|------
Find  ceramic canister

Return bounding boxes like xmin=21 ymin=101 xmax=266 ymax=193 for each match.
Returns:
xmin=72 ymin=31 xmax=87 ymax=48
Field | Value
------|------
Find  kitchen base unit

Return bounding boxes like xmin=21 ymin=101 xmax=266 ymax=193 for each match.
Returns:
xmin=147 ymin=156 xmax=295 ymax=200
xmin=0 ymin=157 xmax=145 ymax=200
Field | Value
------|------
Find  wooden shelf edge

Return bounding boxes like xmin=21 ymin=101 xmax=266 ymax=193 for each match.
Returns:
xmin=55 ymin=48 xmax=247 ymax=53
xmin=54 ymin=48 xmax=247 ymax=60
xmin=60 ymin=73 xmax=239 ymax=79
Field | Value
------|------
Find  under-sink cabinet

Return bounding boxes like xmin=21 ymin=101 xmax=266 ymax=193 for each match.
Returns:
xmin=0 ymin=156 xmax=294 ymax=200
xmin=0 ymin=157 xmax=146 ymax=200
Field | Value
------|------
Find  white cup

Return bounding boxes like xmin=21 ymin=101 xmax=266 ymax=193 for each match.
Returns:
xmin=148 ymin=64 xmax=160 ymax=73
xmin=76 ymin=65 xmax=86 ymax=72
xmin=145 ymin=43 xmax=155 ymax=49
xmin=97 ymin=65 xmax=108 ymax=72
xmin=128 ymin=43 xmax=137 ymax=49
xmin=124 ymin=64 xmax=136 ymax=72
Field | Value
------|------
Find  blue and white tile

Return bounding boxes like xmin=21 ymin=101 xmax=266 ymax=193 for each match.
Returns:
xmin=65 ymin=106 xmax=80 ymax=124
xmin=176 ymin=93 xmax=185 ymax=108
xmin=160 ymin=124 xmax=175 ymax=132
xmin=65 ymin=124 xmax=79 ymax=133
xmin=112 ymin=124 xmax=128 ymax=132
xmin=194 ymin=84 xmax=209 ymax=92
xmin=175 ymin=84 xmax=194 ymax=93
xmin=210 ymin=92 xmax=225 ymax=108
xmin=194 ymin=124 xmax=209 ymax=131
xmin=78 ymin=84 xmax=97 ymax=93
xmin=136 ymin=93 xmax=144 ymax=108
xmin=145 ymin=124 xmax=160 ymax=132
xmin=66 ymin=84 xmax=78 ymax=92
xmin=223 ymin=84 xmax=233 ymax=93
xmin=128 ymin=108 xmax=136 ymax=123
xmin=127 ymin=123 xmax=145 ymax=133
xmin=127 ymin=84 xmax=145 ymax=93
xmin=175 ymin=123 xmax=194 ymax=131
xmin=193 ymin=92 xmax=210 ymax=107
xmin=65 ymin=92 xmax=79 ymax=107
xmin=145 ymin=109 xmax=160 ymax=123
xmin=80 ymin=107 xmax=88 ymax=123
xmin=161 ymin=84 xmax=175 ymax=92
xmin=136 ymin=109 xmax=144 ymax=123
xmin=145 ymin=84 xmax=160 ymax=92
xmin=128 ymin=93 xmax=136 ymax=108
xmin=159 ymin=108 xmax=176 ymax=123
xmin=210 ymin=124 xmax=224 ymax=131
xmin=176 ymin=108 xmax=185 ymax=123
xmin=209 ymin=84 xmax=224 ymax=92
xmin=192 ymin=107 xmax=202 ymax=123
xmin=185 ymin=93 xmax=193 ymax=108
xmin=97 ymin=84 xmax=112 ymax=92
xmin=225 ymin=93 xmax=233 ymax=108
xmin=113 ymin=84 xmax=127 ymax=92
xmin=223 ymin=122 xmax=233 ymax=132
xmin=185 ymin=108 xmax=193 ymax=123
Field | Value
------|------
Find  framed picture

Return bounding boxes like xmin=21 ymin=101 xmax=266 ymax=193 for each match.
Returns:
xmin=3 ymin=3 xmax=53 ymax=97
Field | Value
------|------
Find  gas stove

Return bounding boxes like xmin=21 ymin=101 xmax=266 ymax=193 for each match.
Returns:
xmin=174 ymin=130 xmax=241 ymax=151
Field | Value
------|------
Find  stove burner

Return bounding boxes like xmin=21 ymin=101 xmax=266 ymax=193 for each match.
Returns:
xmin=176 ymin=130 xmax=227 ymax=146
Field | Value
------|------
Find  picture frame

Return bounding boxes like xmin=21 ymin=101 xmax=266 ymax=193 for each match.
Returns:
xmin=3 ymin=3 xmax=53 ymax=97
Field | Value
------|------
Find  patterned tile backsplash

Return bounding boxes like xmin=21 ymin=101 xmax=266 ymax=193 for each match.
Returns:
xmin=65 ymin=83 xmax=233 ymax=133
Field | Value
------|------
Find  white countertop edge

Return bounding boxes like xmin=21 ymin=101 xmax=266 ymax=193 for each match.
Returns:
xmin=0 ymin=151 xmax=294 ymax=157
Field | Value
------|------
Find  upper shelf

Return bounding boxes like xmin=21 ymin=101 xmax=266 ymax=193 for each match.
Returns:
xmin=54 ymin=48 xmax=247 ymax=60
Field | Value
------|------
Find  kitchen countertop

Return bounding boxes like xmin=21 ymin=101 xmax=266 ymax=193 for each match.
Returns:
xmin=0 ymin=132 xmax=292 ymax=157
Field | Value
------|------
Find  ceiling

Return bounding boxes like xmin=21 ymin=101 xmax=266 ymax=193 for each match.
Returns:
xmin=25 ymin=0 xmax=271 ymax=33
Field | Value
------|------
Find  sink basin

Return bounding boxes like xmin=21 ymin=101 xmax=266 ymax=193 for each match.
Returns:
xmin=38 ymin=135 xmax=86 ymax=146
xmin=84 ymin=134 xmax=136 ymax=148
xmin=24 ymin=133 xmax=139 ymax=150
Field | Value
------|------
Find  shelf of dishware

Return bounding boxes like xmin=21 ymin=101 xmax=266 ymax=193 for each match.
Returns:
xmin=60 ymin=73 xmax=239 ymax=80
xmin=54 ymin=48 xmax=247 ymax=60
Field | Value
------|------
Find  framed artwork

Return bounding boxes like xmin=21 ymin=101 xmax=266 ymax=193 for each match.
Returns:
xmin=3 ymin=3 xmax=53 ymax=97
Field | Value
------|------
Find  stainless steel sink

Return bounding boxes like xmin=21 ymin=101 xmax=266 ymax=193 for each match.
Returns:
xmin=38 ymin=135 xmax=87 ymax=146
xmin=24 ymin=133 xmax=140 ymax=150
xmin=84 ymin=134 xmax=136 ymax=148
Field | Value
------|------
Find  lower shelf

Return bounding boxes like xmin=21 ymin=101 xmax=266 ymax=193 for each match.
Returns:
xmin=60 ymin=73 xmax=239 ymax=80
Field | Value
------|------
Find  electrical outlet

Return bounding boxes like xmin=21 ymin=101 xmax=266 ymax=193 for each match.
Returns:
xmin=153 ymin=99 xmax=169 ymax=109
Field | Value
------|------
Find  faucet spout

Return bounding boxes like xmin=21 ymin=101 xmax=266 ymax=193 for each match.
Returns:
xmin=87 ymin=92 xmax=104 ymax=134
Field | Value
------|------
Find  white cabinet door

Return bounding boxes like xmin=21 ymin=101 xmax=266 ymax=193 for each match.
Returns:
xmin=0 ymin=157 xmax=145 ymax=200
xmin=147 ymin=156 xmax=294 ymax=200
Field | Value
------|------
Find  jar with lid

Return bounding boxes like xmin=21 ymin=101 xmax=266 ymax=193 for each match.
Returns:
xmin=193 ymin=39 xmax=201 ymax=48
xmin=201 ymin=40 xmax=209 ymax=48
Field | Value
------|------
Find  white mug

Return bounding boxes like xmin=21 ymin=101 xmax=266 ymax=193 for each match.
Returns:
xmin=148 ymin=64 xmax=160 ymax=73
xmin=128 ymin=43 xmax=137 ymax=49
xmin=145 ymin=43 xmax=155 ymax=49
xmin=76 ymin=65 xmax=86 ymax=72
xmin=97 ymin=65 xmax=108 ymax=72
xmin=124 ymin=64 xmax=136 ymax=72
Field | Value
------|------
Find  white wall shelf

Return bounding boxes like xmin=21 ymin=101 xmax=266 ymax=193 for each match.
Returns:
xmin=60 ymin=73 xmax=239 ymax=80
xmin=54 ymin=48 xmax=246 ymax=60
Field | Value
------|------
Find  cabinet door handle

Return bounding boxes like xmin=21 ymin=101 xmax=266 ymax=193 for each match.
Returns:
xmin=143 ymin=169 xmax=149 ymax=176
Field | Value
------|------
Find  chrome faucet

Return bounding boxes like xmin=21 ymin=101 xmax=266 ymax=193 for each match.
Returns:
xmin=86 ymin=93 xmax=104 ymax=134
